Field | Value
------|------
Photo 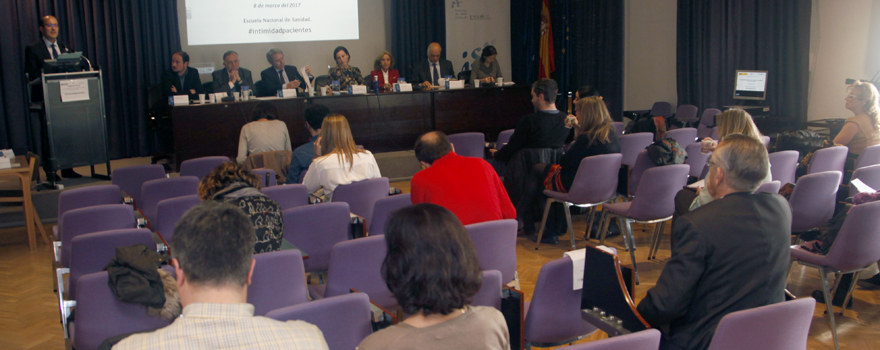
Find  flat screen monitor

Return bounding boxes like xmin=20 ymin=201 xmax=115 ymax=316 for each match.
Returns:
xmin=733 ymin=70 xmax=768 ymax=100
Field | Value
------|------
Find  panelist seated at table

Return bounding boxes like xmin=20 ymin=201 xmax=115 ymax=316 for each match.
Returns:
xmin=259 ymin=47 xmax=311 ymax=97
xmin=472 ymin=45 xmax=502 ymax=86
xmin=369 ymin=51 xmax=399 ymax=93
xmin=162 ymin=51 xmax=202 ymax=101
xmin=303 ymin=114 xmax=381 ymax=202
xmin=236 ymin=101 xmax=292 ymax=164
xmin=412 ymin=42 xmax=454 ymax=91
xmin=212 ymin=50 xmax=254 ymax=94
xmin=328 ymin=46 xmax=365 ymax=91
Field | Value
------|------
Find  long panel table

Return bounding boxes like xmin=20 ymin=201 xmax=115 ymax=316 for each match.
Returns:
xmin=170 ymin=85 xmax=533 ymax=168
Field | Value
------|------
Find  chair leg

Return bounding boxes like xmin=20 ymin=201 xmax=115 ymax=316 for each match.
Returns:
xmin=624 ymin=219 xmax=639 ymax=285
xmin=584 ymin=207 xmax=597 ymax=240
xmin=535 ymin=198 xmax=554 ymax=250
xmin=599 ymin=212 xmax=611 ymax=245
xmin=820 ymin=269 xmax=841 ymax=350
xmin=649 ymin=221 xmax=664 ymax=259
xmin=841 ymin=270 xmax=860 ymax=316
xmin=563 ymin=202 xmax=576 ymax=250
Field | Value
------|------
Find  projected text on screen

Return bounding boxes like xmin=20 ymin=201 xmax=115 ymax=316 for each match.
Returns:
xmin=186 ymin=0 xmax=359 ymax=46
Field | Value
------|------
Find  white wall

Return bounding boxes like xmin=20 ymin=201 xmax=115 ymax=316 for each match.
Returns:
xmin=623 ymin=0 xmax=678 ymax=111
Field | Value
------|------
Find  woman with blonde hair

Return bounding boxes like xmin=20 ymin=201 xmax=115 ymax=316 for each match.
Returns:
xmin=835 ymin=80 xmax=880 ymax=155
xmin=302 ymin=114 xmax=381 ymax=201
xmin=370 ymin=51 xmax=399 ymax=92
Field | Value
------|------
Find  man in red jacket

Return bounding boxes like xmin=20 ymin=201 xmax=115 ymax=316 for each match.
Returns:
xmin=410 ymin=131 xmax=516 ymax=225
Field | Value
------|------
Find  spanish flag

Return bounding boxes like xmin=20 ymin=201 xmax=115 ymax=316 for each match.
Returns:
xmin=539 ymin=0 xmax=555 ymax=79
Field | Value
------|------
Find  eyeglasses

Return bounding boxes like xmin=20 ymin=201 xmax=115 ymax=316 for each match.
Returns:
xmin=846 ymin=94 xmax=861 ymax=101
xmin=43 ymin=24 xmax=58 ymax=28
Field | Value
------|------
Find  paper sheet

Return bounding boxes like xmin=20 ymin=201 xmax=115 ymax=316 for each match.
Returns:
xmin=687 ymin=179 xmax=705 ymax=189
xmin=851 ymin=178 xmax=876 ymax=194
xmin=299 ymin=66 xmax=313 ymax=97
xmin=564 ymin=249 xmax=586 ymax=290
xmin=59 ymin=79 xmax=89 ymax=102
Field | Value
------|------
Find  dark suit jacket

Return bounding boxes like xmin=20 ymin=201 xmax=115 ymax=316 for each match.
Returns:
xmin=636 ymin=191 xmax=792 ymax=350
xmin=494 ymin=110 xmax=569 ymax=163
xmin=259 ymin=65 xmax=305 ymax=96
xmin=212 ymin=67 xmax=254 ymax=93
xmin=411 ymin=59 xmax=454 ymax=87
xmin=25 ymin=39 xmax=89 ymax=102
xmin=162 ymin=67 xmax=202 ymax=100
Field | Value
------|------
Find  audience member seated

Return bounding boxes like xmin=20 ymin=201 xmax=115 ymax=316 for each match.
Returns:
xmin=259 ymin=47 xmax=311 ymax=97
xmin=410 ymin=131 xmax=515 ymax=225
xmin=212 ymin=50 xmax=254 ymax=94
xmin=287 ymin=104 xmax=330 ymax=184
xmin=412 ymin=42 xmax=454 ymax=91
xmin=328 ymin=46 xmax=364 ymax=90
xmin=472 ymin=45 xmax=502 ymax=86
xmin=236 ymin=101 xmax=292 ymax=164
xmin=302 ymin=114 xmax=381 ymax=201
xmin=636 ymin=135 xmax=791 ymax=350
xmin=113 ymin=201 xmax=329 ymax=350
xmin=525 ymin=96 xmax=621 ymax=243
xmin=161 ymin=51 xmax=201 ymax=100
xmin=835 ymin=80 xmax=880 ymax=163
xmin=199 ymin=162 xmax=283 ymax=253
xmin=358 ymin=204 xmax=509 ymax=350
xmin=369 ymin=51 xmax=399 ymax=92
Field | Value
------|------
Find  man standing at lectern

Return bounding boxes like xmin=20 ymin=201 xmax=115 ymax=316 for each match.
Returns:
xmin=24 ymin=15 xmax=84 ymax=179
xmin=412 ymin=42 xmax=454 ymax=90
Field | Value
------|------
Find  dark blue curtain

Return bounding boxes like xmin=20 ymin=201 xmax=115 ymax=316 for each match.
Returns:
xmin=390 ymin=0 xmax=446 ymax=82
xmin=510 ymin=0 xmax=541 ymax=86
xmin=677 ymin=0 xmax=811 ymax=125
xmin=0 ymin=0 xmax=180 ymax=158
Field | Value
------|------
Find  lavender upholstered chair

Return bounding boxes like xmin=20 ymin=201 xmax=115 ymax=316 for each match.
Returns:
xmin=769 ymin=151 xmax=799 ymax=185
xmin=788 ymin=200 xmax=880 ymax=350
xmin=447 ymin=132 xmax=486 ymax=158
xmin=665 ymin=128 xmax=697 ymax=148
xmin=556 ymin=329 xmax=661 ymax=350
xmin=71 ymin=271 xmax=173 ymax=350
xmin=497 ymin=129 xmax=515 ymax=148
xmin=111 ymin=164 xmax=166 ymax=208
xmin=536 ymin=154 xmax=622 ymax=250
xmin=524 ymin=256 xmax=598 ymax=348
xmin=685 ymin=143 xmax=711 ymax=179
xmin=789 ymin=171 xmax=841 ymax=233
xmin=59 ymin=204 xmax=137 ymax=267
xmin=332 ymin=177 xmax=389 ymax=226
xmin=266 ymin=293 xmax=373 ymax=350
xmin=310 ymin=236 xmax=396 ymax=310
xmin=619 ymin=133 xmax=654 ymax=168
xmin=602 ymin=165 xmax=690 ymax=283
xmin=179 ymin=156 xmax=229 ymax=179
xmin=672 ymin=104 xmax=699 ymax=127
xmin=252 ymin=168 xmax=278 ymax=187
xmin=139 ymin=176 xmax=200 ymax=227
xmin=650 ymin=102 xmax=671 ymax=117
xmin=465 ymin=219 xmax=519 ymax=284
xmin=261 ymin=184 xmax=309 ymax=211
xmin=154 ymin=194 xmax=200 ymax=244
xmin=850 ymin=164 xmax=880 ymax=197
xmin=696 ymin=108 xmax=721 ymax=139
xmin=612 ymin=122 xmax=625 ymax=136
xmin=53 ymin=184 xmax=124 ymax=240
xmin=627 ymin=150 xmax=655 ymax=197
xmin=282 ymin=202 xmax=351 ymax=273
xmin=755 ymin=181 xmax=781 ymax=194
xmin=854 ymin=144 xmax=880 ymax=170
xmin=706 ymin=298 xmax=816 ymax=350
xmin=808 ymin=146 xmax=848 ymax=183
xmin=249 ymin=250 xmax=310 ymax=316
xmin=471 ymin=270 xmax=503 ymax=311
xmin=368 ymin=193 xmax=411 ymax=235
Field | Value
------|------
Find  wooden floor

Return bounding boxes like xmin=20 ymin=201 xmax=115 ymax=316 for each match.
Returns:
xmin=2 ymin=159 xmax=879 ymax=349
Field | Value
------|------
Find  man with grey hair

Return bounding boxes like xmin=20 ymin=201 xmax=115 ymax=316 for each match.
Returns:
xmin=259 ymin=48 xmax=312 ymax=96
xmin=113 ymin=202 xmax=329 ymax=350
xmin=212 ymin=50 xmax=254 ymax=93
xmin=636 ymin=134 xmax=791 ymax=350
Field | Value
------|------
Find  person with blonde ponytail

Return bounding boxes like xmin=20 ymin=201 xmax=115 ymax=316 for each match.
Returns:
xmin=834 ymin=80 xmax=880 ymax=155
xmin=302 ymin=114 xmax=381 ymax=201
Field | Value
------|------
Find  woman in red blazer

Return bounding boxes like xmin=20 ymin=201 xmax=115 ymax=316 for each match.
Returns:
xmin=370 ymin=51 xmax=400 ymax=92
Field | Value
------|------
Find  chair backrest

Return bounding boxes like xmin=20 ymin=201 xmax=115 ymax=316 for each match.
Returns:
xmin=664 ymin=128 xmax=698 ymax=148
xmin=619 ymin=133 xmax=654 ymax=168
xmin=850 ymin=164 xmax=880 ymax=197
xmin=650 ymin=101 xmax=671 ymax=117
xmin=497 ymin=129 xmax=515 ymax=147
xmin=57 ymin=184 xmax=123 ymax=223
xmin=252 ymin=168 xmax=278 ymax=187
xmin=855 ymin=144 xmax=880 ymax=170
xmin=140 ymin=176 xmax=200 ymax=224
xmin=266 ymin=293 xmax=373 ymax=350
xmin=628 ymin=150 xmax=655 ymax=196
xmin=332 ymin=177 xmax=389 ymax=224
xmin=697 ymin=108 xmax=722 ymax=139
xmin=768 ymin=151 xmax=799 ymax=185
xmin=471 ymin=270 xmax=503 ymax=311
xmin=261 ymin=184 xmax=309 ymax=211
xmin=525 ymin=256 xmax=597 ymax=345
xmin=60 ymin=204 xmax=136 ymax=267
xmin=73 ymin=271 xmax=174 ymax=350
xmin=68 ymin=229 xmax=154 ymax=300
xmin=447 ymin=132 xmax=486 ymax=158
xmin=557 ymin=329 xmax=661 ymax=350
xmin=368 ymin=194 xmax=412 ymax=235
xmin=154 ymin=195 xmax=201 ymax=243
xmin=244 ymin=150 xmax=293 ymax=184
xmin=282 ymin=202 xmax=351 ymax=272
xmin=179 ymin=156 xmax=229 ymax=179
xmin=755 ymin=180 xmax=781 ymax=194
xmin=685 ymin=143 xmax=710 ymax=178
xmin=111 ymin=164 xmax=166 ymax=207
xmin=566 ymin=154 xmax=622 ymax=204
xmin=825 ymin=200 xmax=880 ymax=271
xmin=249 ymin=250 xmax=310 ymax=316
xmin=581 ymin=245 xmax=650 ymax=333
xmin=326 ymin=235 xmax=396 ymax=309
xmin=675 ymin=104 xmax=699 ymax=122
xmin=807 ymin=146 xmax=848 ymax=182
xmin=629 ymin=165 xmax=690 ymax=220
xmin=706 ymin=298 xmax=815 ymax=350
xmin=612 ymin=122 xmax=625 ymax=136
xmin=789 ymin=171 xmax=841 ymax=232
xmin=465 ymin=219 xmax=518 ymax=284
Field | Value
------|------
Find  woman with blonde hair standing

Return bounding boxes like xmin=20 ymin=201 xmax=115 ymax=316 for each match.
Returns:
xmin=302 ymin=114 xmax=381 ymax=201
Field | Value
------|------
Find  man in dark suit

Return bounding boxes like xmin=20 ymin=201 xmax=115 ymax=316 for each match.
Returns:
xmin=259 ymin=48 xmax=312 ymax=97
xmin=212 ymin=50 xmax=254 ymax=94
xmin=411 ymin=42 xmax=454 ymax=90
xmin=161 ymin=51 xmax=202 ymax=101
xmin=637 ymin=134 xmax=792 ymax=350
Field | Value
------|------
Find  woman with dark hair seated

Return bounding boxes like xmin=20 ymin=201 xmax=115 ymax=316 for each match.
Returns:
xmin=198 ymin=162 xmax=283 ymax=253
xmin=328 ymin=46 xmax=365 ymax=90
xmin=236 ymin=101 xmax=291 ymax=163
xmin=358 ymin=203 xmax=510 ymax=350
xmin=472 ymin=45 xmax=502 ymax=86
